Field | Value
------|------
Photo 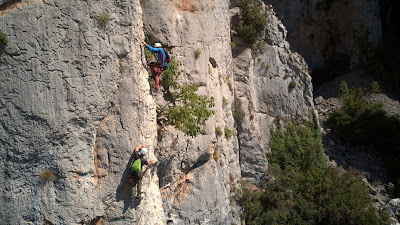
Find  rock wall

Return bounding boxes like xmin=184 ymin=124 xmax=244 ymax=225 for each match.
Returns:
xmin=0 ymin=0 xmax=315 ymax=224
xmin=263 ymin=0 xmax=382 ymax=81
xmin=141 ymin=0 xmax=242 ymax=224
xmin=0 ymin=0 xmax=163 ymax=224
xmin=231 ymin=4 xmax=314 ymax=184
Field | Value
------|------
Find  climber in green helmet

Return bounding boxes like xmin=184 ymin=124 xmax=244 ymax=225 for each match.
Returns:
xmin=131 ymin=145 xmax=154 ymax=200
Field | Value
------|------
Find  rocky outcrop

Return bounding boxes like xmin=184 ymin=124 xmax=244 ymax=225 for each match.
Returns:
xmin=0 ymin=0 xmax=315 ymax=224
xmin=231 ymin=4 xmax=314 ymax=184
xmin=387 ymin=198 xmax=400 ymax=224
xmin=263 ymin=0 xmax=382 ymax=81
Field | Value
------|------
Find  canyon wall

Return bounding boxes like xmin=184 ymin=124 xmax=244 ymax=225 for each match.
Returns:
xmin=0 ymin=0 xmax=314 ymax=224
xmin=264 ymin=0 xmax=382 ymax=82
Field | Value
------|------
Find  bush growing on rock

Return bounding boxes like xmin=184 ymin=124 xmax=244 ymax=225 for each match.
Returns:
xmin=232 ymin=96 xmax=245 ymax=130
xmin=289 ymin=79 xmax=296 ymax=88
xmin=97 ymin=10 xmax=111 ymax=29
xmin=215 ymin=126 xmax=223 ymax=136
xmin=213 ymin=148 xmax=220 ymax=161
xmin=160 ymin=56 xmax=181 ymax=91
xmin=235 ymin=0 xmax=267 ymax=45
xmin=194 ymin=49 xmax=201 ymax=59
xmin=40 ymin=169 xmax=56 ymax=182
xmin=157 ymin=57 xmax=215 ymax=137
xmin=241 ymin=117 xmax=389 ymax=224
xmin=328 ymin=81 xmax=400 ymax=196
xmin=0 ymin=30 xmax=7 ymax=47
xmin=224 ymin=127 xmax=234 ymax=139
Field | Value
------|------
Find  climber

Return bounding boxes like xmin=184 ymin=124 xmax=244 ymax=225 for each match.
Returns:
xmin=131 ymin=145 xmax=154 ymax=200
xmin=141 ymin=41 xmax=169 ymax=89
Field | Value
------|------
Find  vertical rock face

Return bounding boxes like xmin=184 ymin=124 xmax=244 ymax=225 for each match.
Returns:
xmin=1 ymin=0 xmax=315 ymax=224
xmin=0 ymin=0 xmax=163 ymax=224
xmin=141 ymin=0 xmax=242 ymax=224
xmin=263 ymin=0 xmax=382 ymax=80
xmin=231 ymin=5 xmax=314 ymax=184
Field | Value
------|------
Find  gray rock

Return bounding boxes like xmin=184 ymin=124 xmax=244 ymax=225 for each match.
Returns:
xmin=386 ymin=198 xmax=400 ymax=220
xmin=314 ymin=96 xmax=324 ymax=105
xmin=0 ymin=0 xmax=163 ymax=224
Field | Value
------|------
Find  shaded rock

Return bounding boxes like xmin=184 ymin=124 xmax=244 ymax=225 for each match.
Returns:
xmin=386 ymin=199 xmax=400 ymax=221
xmin=263 ymin=0 xmax=382 ymax=79
xmin=314 ymin=96 xmax=324 ymax=105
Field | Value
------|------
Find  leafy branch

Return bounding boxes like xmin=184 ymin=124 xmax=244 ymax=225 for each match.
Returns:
xmin=157 ymin=58 xmax=215 ymax=137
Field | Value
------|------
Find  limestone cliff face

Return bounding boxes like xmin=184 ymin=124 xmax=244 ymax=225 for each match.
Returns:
xmin=141 ymin=0 xmax=241 ymax=223
xmin=0 ymin=0 xmax=314 ymax=224
xmin=0 ymin=0 xmax=163 ymax=224
xmin=264 ymin=0 xmax=382 ymax=80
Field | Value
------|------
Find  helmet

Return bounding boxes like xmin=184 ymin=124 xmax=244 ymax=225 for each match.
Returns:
xmin=139 ymin=147 xmax=148 ymax=155
xmin=154 ymin=43 xmax=162 ymax=48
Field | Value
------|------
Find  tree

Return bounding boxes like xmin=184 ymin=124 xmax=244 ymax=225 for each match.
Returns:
xmin=157 ymin=58 xmax=215 ymax=137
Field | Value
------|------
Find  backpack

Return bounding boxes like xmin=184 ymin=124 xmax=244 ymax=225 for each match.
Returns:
xmin=132 ymin=158 xmax=141 ymax=172
xmin=159 ymin=48 xmax=171 ymax=64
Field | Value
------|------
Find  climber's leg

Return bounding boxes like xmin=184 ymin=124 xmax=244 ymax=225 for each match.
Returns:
xmin=154 ymin=68 xmax=162 ymax=89
xmin=131 ymin=172 xmax=138 ymax=199
xmin=150 ymin=64 xmax=156 ymax=77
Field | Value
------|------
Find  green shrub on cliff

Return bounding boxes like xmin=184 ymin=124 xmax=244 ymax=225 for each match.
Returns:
xmin=40 ymin=169 xmax=56 ymax=182
xmin=235 ymin=0 xmax=266 ymax=45
xmin=0 ymin=30 xmax=8 ymax=47
xmin=97 ymin=10 xmax=111 ymax=29
xmin=157 ymin=57 xmax=215 ymax=137
xmin=194 ymin=49 xmax=201 ymax=59
xmin=159 ymin=56 xmax=181 ymax=91
xmin=224 ymin=127 xmax=234 ymax=139
xmin=232 ymin=96 xmax=245 ymax=130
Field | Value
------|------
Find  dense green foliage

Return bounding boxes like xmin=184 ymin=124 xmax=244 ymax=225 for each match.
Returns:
xmin=235 ymin=0 xmax=267 ymax=45
xmin=159 ymin=56 xmax=181 ymax=91
xmin=328 ymin=81 xmax=400 ymax=196
xmin=157 ymin=58 xmax=215 ymax=137
xmin=241 ymin=116 xmax=388 ymax=224
xmin=0 ymin=30 xmax=7 ymax=47
xmin=242 ymin=167 xmax=385 ymax=225
xmin=268 ymin=117 xmax=326 ymax=172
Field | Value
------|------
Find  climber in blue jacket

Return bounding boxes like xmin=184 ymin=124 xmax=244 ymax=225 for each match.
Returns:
xmin=142 ymin=41 xmax=169 ymax=89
